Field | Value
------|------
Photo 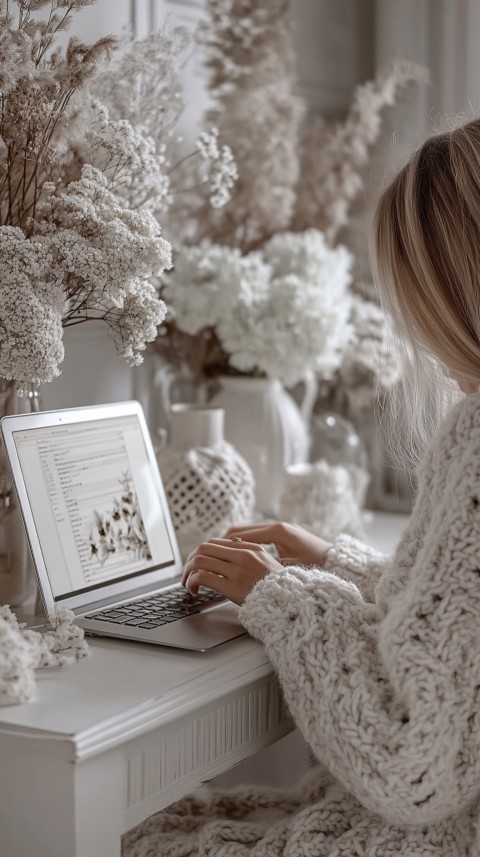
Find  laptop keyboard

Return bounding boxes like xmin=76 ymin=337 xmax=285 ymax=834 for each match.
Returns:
xmin=84 ymin=586 xmax=225 ymax=630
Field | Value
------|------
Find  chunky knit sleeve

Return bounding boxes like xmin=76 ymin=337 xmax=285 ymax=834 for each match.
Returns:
xmin=238 ymin=404 xmax=480 ymax=828
xmin=325 ymin=533 xmax=388 ymax=603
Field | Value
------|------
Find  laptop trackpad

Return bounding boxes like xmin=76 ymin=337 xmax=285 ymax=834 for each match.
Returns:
xmin=155 ymin=602 xmax=247 ymax=650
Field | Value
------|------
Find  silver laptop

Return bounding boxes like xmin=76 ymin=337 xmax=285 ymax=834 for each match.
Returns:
xmin=0 ymin=401 xmax=246 ymax=651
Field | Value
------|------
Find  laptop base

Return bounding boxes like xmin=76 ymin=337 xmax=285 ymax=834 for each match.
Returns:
xmin=78 ymin=602 xmax=247 ymax=652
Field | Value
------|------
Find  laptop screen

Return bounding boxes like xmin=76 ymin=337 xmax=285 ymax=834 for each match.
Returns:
xmin=12 ymin=414 xmax=176 ymax=601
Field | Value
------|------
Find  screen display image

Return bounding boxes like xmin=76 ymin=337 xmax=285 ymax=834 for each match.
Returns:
xmin=12 ymin=415 xmax=175 ymax=600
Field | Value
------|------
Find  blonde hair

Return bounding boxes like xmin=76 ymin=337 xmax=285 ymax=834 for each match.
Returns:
xmin=371 ymin=119 xmax=480 ymax=469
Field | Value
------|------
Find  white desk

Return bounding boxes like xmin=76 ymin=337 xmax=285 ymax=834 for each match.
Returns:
xmin=0 ymin=512 xmax=407 ymax=857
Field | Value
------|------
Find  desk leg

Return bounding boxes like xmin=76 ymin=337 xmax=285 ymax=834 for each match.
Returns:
xmin=0 ymin=736 xmax=124 ymax=857
xmin=75 ymin=749 xmax=125 ymax=857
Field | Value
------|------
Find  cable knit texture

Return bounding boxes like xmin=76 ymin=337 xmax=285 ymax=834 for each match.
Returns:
xmin=0 ymin=606 xmax=90 ymax=705
xmin=123 ymin=393 xmax=480 ymax=856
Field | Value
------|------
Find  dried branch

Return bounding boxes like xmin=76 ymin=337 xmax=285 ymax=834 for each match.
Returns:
xmin=294 ymin=59 xmax=429 ymax=244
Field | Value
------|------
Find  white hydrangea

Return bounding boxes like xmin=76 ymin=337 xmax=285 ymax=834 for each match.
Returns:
xmin=262 ymin=228 xmax=351 ymax=283
xmin=167 ymin=229 xmax=353 ymax=387
xmin=0 ymin=227 xmax=65 ymax=388
xmin=218 ymin=270 xmax=352 ymax=387
xmin=339 ymin=294 xmax=402 ymax=390
xmin=163 ymin=242 xmax=269 ymax=335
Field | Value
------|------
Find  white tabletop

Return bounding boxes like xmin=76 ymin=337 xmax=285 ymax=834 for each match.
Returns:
xmin=0 ymin=512 xmax=408 ymax=751
xmin=362 ymin=509 xmax=407 ymax=554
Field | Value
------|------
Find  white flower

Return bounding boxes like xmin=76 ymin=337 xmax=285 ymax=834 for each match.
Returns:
xmin=86 ymin=101 xmax=171 ymax=213
xmin=339 ymin=294 xmax=402 ymax=390
xmin=89 ymin=31 xmax=238 ymax=221
xmin=199 ymin=0 xmax=303 ymax=249
xmin=263 ymin=228 xmax=351 ymax=284
xmin=0 ymin=163 xmax=173 ymax=388
xmin=208 ymin=145 xmax=238 ymax=208
xmin=40 ymin=170 xmax=171 ymax=299
xmin=167 ymin=229 xmax=353 ymax=387
xmin=0 ymin=9 xmax=177 ymax=392
xmin=196 ymin=128 xmax=221 ymax=160
xmin=115 ymin=279 xmax=168 ymax=367
xmin=294 ymin=59 xmax=428 ymax=242
xmin=218 ymin=272 xmax=352 ymax=387
xmin=218 ymin=230 xmax=353 ymax=387
xmin=163 ymin=242 xmax=264 ymax=335
xmin=36 ymin=162 xmax=171 ymax=330
xmin=0 ymin=227 xmax=65 ymax=388
xmin=195 ymin=128 xmax=238 ymax=209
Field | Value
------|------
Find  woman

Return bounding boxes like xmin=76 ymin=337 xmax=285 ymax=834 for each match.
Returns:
xmin=124 ymin=122 xmax=480 ymax=855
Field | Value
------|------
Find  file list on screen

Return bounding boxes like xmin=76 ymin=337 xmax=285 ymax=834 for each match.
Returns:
xmin=13 ymin=415 xmax=175 ymax=599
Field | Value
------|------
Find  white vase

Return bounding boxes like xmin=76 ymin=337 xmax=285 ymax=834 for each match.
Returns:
xmin=169 ymin=404 xmax=224 ymax=452
xmin=41 ymin=325 xmax=134 ymax=411
xmin=210 ymin=376 xmax=315 ymax=516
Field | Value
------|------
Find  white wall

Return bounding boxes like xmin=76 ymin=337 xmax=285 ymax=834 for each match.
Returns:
xmin=294 ymin=1 xmax=480 ymax=148
xmin=376 ymin=0 xmax=480 ymax=135
xmin=294 ymin=0 xmax=375 ymax=120
xmin=64 ymin=0 xmax=131 ymax=39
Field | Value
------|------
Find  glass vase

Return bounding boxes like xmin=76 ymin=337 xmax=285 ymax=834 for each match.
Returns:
xmin=0 ymin=380 xmax=41 ymax=614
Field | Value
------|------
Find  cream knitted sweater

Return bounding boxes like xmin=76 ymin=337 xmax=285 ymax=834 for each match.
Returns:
xmin=123 ymin=393 xmax=480 ymax=856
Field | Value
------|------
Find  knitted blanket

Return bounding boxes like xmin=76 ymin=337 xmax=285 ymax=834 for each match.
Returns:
xmin=123 ymin=392 xmax=480 ymax=856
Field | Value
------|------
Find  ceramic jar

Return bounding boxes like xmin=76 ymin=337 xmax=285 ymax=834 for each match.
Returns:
xmin=210 ymin=376 xmax=315 ymax=516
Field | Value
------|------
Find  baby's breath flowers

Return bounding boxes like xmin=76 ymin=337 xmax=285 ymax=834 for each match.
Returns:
xmin=35 ymin=162 xmax=171 ymax=371
xmin=0 ymin=2 xmax=238 ymax=393
xmin=89 ymin=26 xmax=238 ymax=229
xmin=0 ymin=1 xmax=171 ymax=390
xmin=195 ymin=129 xmax=238 ymax=209
xmin=0 ymin=227 xmax=64 ymax=388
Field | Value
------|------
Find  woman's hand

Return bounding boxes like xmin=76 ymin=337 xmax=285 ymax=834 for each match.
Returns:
xmin=224 ymin=521 xmax=333 ymax=568
xmin=182 ymin=538 xmax=284 ymax=605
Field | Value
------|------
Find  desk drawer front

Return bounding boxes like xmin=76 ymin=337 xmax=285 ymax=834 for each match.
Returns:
xmin=124 ymin=676 xmax=294 ymax=830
